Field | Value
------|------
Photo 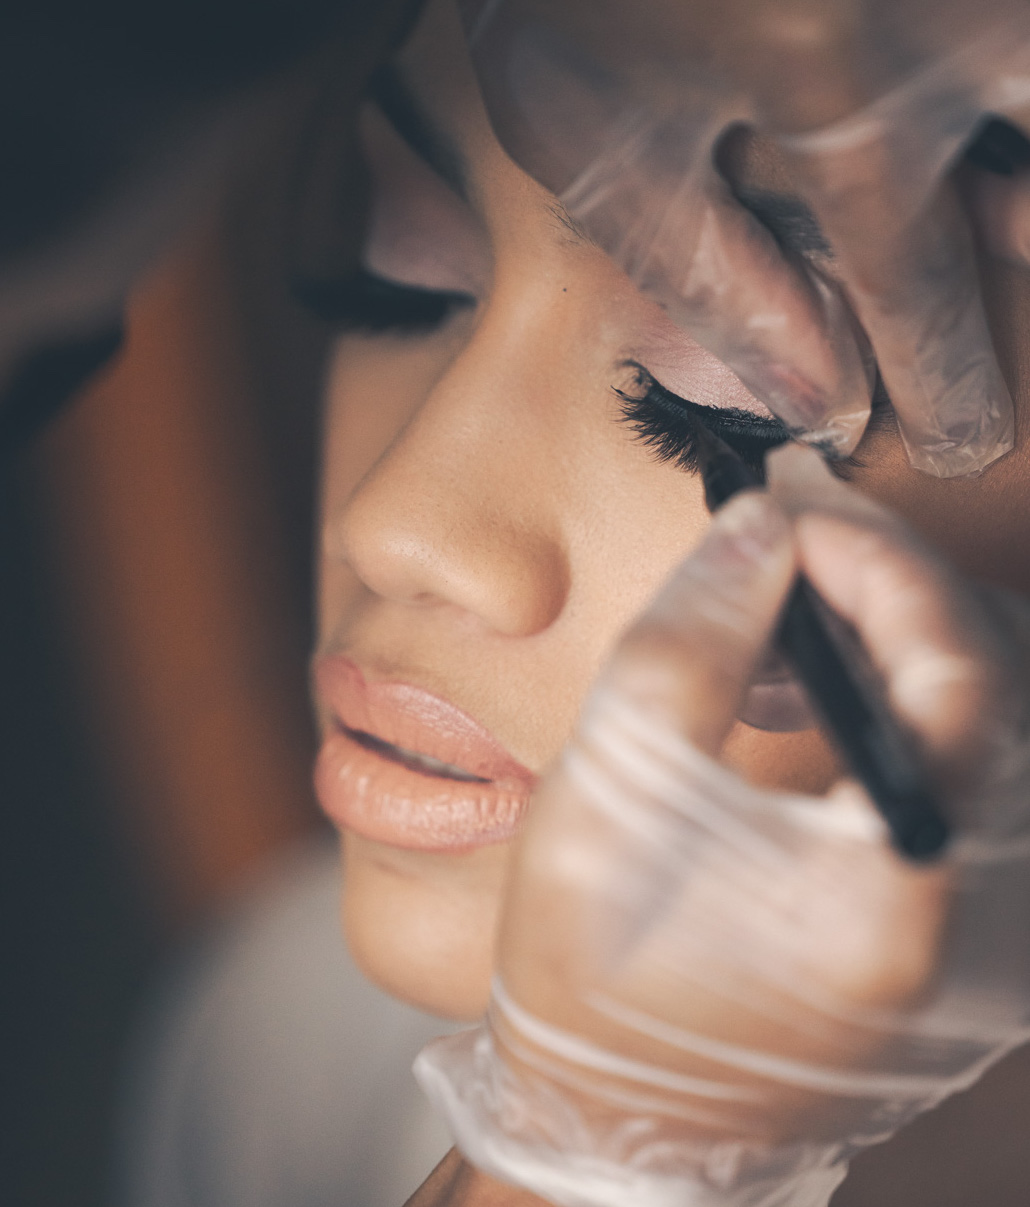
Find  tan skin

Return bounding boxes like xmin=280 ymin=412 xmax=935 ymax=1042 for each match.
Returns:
xmin=311 ymin=0 xmax=1030 ymax=1198
xmin=404 ymin=1148 xmax=549 ymax=1207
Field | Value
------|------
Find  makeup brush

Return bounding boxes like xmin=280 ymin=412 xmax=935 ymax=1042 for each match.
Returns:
xmin=693 ymin=423 xmax=949 ymax=862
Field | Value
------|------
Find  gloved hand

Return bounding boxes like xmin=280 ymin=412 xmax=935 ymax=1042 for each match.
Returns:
xmin=415 ymin=444 xmax=1030 ymax=1207
xmin=460 ymin=0 xmax=1030 ymax=477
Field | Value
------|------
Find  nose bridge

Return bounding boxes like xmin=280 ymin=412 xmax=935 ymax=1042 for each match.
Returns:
xmin=332 ymin=297 xmax=574 ymax=637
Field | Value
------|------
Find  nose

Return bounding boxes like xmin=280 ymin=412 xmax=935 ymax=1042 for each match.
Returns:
xmin=327 ymin=315 xmax=572 ymax=638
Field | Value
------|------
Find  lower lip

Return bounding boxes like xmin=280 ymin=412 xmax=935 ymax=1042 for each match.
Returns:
xmin=313 ymin=663 xmax=536 ymax=852
xmin=315 ymin=727 xmax=533 ymax=851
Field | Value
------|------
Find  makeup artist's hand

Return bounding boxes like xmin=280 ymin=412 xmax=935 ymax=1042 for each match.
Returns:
xmin=415 ymin=445 xmax=1030 ymax=1207
xmin=464 ymin=0 xmax=1030 ymax=477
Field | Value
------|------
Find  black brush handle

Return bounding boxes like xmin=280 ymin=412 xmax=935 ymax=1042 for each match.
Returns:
xmin=777 ymin=579 xmax=948 ymax=860
xmin=691 ymin=422 xmax=949 ymax=860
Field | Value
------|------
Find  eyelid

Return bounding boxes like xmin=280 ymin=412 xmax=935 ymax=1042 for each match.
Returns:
xmin=293 ymin=267 xmax=475 ymax=333
xmin=360 ymin=105 xmax=489 ymax=298
xmin=620 ymin=334 xmax=779 ymax=420
xmin=618 ymin=363 xmax=888 ymax=483
xmin=621 ymin=362 xmax=788 ymax=434
xmin=615 ymin=362 xmax=791 ymax=477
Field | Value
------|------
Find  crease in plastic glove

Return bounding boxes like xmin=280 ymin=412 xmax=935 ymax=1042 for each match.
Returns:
xmin=458 ymin=0 xmax=1030 ymax=477
xmin=415 ymin=446 xmax=1030 ymax=1207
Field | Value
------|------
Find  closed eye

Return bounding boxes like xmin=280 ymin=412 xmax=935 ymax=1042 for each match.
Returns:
xmin=615 ymin=363 xmax=790 ymax=476
xmin=293 ymin=267 xmax=476 ymax=334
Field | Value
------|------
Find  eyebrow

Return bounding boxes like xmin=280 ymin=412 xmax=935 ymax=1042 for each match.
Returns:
xmin=368 ymin=63 xmax=469 ymax=200
xmin=547 ymin=200 xmax=594 ymax=246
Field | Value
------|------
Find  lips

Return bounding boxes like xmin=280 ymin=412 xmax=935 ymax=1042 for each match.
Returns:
xmin=313 ymin=656 xmax=537 ymax=851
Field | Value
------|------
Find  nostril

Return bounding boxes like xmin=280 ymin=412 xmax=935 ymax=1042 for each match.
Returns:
xmin=489 ymin=540 xmax=571 ymax=636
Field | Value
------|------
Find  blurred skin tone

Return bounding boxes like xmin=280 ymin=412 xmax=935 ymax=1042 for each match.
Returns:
xmin=314 ymin=0 xmax=1030 ymax=1023
xmin=0 ymin=0 xmax=419 ymax=444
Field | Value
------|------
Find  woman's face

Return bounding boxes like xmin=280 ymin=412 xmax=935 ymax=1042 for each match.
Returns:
xmin=313 ymin=0 xmax=1030 ymax=1020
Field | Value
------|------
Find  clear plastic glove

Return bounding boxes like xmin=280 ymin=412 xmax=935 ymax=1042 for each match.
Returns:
xmin=459 ymin=0 xmax=1030 ymax=477
xmin=416 ymin=444 xmax=1030 ymax=1207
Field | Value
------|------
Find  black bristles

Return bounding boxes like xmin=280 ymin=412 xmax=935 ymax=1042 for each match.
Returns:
xmin=614 ymin=365 xmax=790 ymax=476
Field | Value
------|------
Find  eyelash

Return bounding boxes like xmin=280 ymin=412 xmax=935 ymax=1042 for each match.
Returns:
xmin=615 ymin=365 xmax=790 ymax=476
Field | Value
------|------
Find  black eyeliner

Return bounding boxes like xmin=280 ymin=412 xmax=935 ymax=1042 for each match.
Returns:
xmin=694 ymin=423 xmax=950 ymax=863
xmin=616 ymin=366 xmax=790 ymax=475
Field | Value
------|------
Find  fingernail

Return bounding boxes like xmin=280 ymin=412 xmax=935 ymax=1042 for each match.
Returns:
xmin=737 ymin=269 xmax=873 ymax=459
xmin=893 ymin=292 xmax=1015 ymax=479
xmin=707 ymin=490 xmax=790 ymax=565
xmin=901 ymin=395 xmax=1014 ymax=478
xmin=737 ymin=349 xmax=871 ymax=462
xmin=766 ymin=442 xmax=838 ymax=492
xmin=647 ymin=490 xmax=791 ymax=630
xmin=794 ymin=407 xmax=873 ymax=459
xmin=742 ymin=359 xmax=838 ymax=434
xmin=765 ymin=441 xmax=887 ymax=523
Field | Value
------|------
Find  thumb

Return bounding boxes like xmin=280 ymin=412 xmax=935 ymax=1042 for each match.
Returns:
xmin=602 ymin=489 xmax=796 ymax=757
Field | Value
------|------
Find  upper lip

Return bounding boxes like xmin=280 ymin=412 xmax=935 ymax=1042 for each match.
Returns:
xmin=313 ymin=655 xmax=536 ymax=787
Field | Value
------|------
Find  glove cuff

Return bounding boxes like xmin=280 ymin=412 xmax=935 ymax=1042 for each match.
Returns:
xmin=414 ymin=1026 xmax=849 ymax=1207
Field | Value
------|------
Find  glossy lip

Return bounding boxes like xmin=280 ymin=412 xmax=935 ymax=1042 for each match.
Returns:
xmin=313 ymin=655 xmax=537 ymax=852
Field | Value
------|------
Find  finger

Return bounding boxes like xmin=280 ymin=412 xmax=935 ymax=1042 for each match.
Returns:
xmin=767 ymin=445 xmax=1012 ymax=789
xmin=959 ymin=109 xmax=1030 ymax=265
xmin=604 ymin=489 xmax=795 ymax=757
xmin=653 ymin=172 xmax=875 ymax=457
xmin=556 ymin=135 xmax=876 ymax=456
xmin=766 ymin=440 xmax=904 ymax=530
xmin=781 ymin=136 xmax=1014 ymax=478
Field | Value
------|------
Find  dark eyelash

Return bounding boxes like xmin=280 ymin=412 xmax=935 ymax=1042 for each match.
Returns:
xmin=615 ymin=364 xmax=790 ymax=476
xmin=292 ymin=268 xmax=475 ymax=333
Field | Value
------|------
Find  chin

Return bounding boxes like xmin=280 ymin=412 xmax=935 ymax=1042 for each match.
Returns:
xmin=340 ymin=831 xmax=506 ymax=1021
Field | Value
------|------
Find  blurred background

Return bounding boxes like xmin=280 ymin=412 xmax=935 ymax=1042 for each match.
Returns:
xmin=1 ymin=93 xmax=331 ymax=1206
xmin=4 ymin=48 xmax=1030 ymax=1207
